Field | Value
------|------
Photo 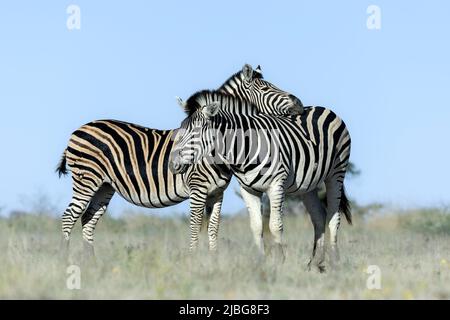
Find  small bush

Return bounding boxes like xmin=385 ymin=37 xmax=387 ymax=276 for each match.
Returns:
xmin=399 ymin=209 xmax=450 ymax=235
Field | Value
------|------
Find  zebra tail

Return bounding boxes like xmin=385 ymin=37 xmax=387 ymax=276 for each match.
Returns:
xmin=56 ymin=149 xmax=68 ymax=178
xmin=339 ymin=185 xmax=352 ymax=225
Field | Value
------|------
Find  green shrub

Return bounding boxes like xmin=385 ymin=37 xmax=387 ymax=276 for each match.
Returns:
xmin=399 ymin=209 xmax=450 ymax=235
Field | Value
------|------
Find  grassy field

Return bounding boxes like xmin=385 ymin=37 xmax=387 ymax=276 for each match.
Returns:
xmin=0 ymin=209 xmax=449 ymax=299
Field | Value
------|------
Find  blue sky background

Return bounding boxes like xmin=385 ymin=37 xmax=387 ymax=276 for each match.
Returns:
xmin=0 ymin=1 xmax=449 ymax=216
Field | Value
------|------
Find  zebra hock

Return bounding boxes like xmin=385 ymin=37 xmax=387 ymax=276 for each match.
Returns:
xmin=170 ymin=90 xmax=352 ymax=271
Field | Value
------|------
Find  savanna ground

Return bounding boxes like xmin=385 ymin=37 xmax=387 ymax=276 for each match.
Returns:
xmin=0 ymin=208 xmax=449 ymax=299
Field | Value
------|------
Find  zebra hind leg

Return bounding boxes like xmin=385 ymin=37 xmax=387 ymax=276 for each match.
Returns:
xmin=325 ymin=176 xmax=351 ymax=267
xmin=303 ymin=190 xmax=327 ymax=273
xmin=266 ymin=181 xmax=287 ymax=264
xmin=60 ymin=168 xmax=104 ymax=261
xmin=81 ymin=184 xmax=115 ymax=259
xmin=60 ymin=190 xmax=98 ymax=261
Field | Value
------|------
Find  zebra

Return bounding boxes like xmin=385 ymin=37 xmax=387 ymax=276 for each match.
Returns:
xmin=56 ymin=64 xmax=303 ymax=255
xmin=170 ymin=90 xmax=352 ymax=271
xmin=178 ymin=64 xmax=303 ymax=116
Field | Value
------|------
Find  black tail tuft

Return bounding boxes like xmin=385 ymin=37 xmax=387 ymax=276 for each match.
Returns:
xmin=339 ymin=186 xmax=352 ymax=225
xmin=56 ymin=150 xmax=68 ymax=178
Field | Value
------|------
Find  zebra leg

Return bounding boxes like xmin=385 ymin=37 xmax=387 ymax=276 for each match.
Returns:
xmin=325 ymin=175 xmax=352 ymax=264
xmin=60 ymin=196 xmax=94 ymax=259
xmin=267 ymin=181 xmax=286 ymax=263
xmin=303 ymin=190 xmax=327 ymax=273
xmin=240 ymin=186 xmax=265 ymax=256
xmin=325 ymin=177 xmax=345 ymax=265
xmin=188 ymin=188 xmax=209 ymax=252
xmin=60 ymin=172 xmax=102 ymax=259
xmin=206 ymin=193 xmax=223 ymax=251
xmin=81 ymin=184 xmax=115 ymax=258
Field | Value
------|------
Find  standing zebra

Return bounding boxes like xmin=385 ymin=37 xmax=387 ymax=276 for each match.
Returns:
xmin=57 ymin=124 xmax=231 ymax=255
xmin=56 ymin=64 xmax=303 ymax=255
xmin=170 ymin=90 xmax=352 ymax=271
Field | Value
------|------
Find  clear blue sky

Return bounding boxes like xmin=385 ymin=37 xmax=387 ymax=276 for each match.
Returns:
xmin=0 ymin=1 xmax=449 ymax=216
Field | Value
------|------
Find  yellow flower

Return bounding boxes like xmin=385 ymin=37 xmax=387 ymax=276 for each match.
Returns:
xmin=382 ymin=286 xmax=392 ymax=295
xmin=440 ymin=259 xmax=448 ymax=266
xmin=224 ymin=290 xmax=236 ymax=299
xmin=403 ymin=290 xmax=414 ymax=300
xmin=112 ymin=266 xmax=120 ymax=274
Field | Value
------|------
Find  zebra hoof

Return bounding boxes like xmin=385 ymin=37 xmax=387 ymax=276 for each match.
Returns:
xmin=317 ymin=265 xmax=327 ymax=273
xmin=306 ymin=260 xmax=326 ymax=273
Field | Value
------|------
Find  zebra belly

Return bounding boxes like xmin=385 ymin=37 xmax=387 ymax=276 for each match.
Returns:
xmin=108 ymin=176 xmax=189 ymax=208
xmin=105 ymin=172 xmax=189 ymax=209
xmin=114 ymin=189 xmax=187 ymax=209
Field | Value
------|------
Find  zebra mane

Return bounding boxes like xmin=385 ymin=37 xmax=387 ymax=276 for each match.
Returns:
xmin=218 ymin=66 xmax=264 ymax=91
xmin=183 ymin=90 xmax=259 ymax=117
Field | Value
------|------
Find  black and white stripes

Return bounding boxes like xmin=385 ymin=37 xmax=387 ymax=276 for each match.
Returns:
xmin=57 ymin=120 xmax=231 ymax=255
xmin=218 ymin=64 xmax=304 ymax=116
xmin=170 ymin=90 xmax=352 ymax=271
xmin=57 ymin=64 xmax=305 ymax=255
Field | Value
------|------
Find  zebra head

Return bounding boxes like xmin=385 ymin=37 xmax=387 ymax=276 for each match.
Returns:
xmin=219 ymin=64 xmax=304 ymax=116
xmin=170 ymin=94 xmax=220 ymax=175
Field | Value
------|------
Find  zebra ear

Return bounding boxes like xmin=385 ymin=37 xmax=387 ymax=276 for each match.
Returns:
xmin=175 ymin=96 xmax=187 ymax=111
xmin=255 ymin=65 xmax=262 ymax=74
xmin=242 ymin=64 xmax=253 ymax=81
xmin=202 ymin=101 xmax=220 ymax=119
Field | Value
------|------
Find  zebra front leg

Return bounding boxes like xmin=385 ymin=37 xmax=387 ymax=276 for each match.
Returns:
xmin=240 ymin=187 xmax=265 ymax=256
xmin=267 ymin=180 xmax=287 ymax=263
xmin=188 ymin=189 xmax=209 ymax=252
xmin=206 ymin=193 xmax=223 ymax=251
xmin=81 ymin=184 xmax=115 ymax=258
xmin=303 ymin=190 xmax=327 ymax=273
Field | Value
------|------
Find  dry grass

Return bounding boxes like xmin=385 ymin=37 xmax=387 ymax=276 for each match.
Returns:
xmin=0 ymin=211 xmax=449 ymax=299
